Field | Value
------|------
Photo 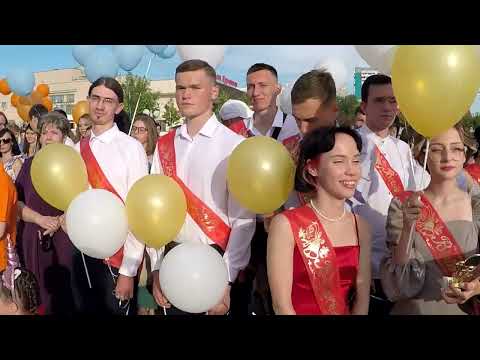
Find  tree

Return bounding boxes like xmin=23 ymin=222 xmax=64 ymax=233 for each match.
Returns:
xmin=120 ymin=74 xmax=161 ymax=119
xmin=336 ymin=95 xmax=360 ymax=126
xmin=162 ymin=99 xmax=182 ymax=130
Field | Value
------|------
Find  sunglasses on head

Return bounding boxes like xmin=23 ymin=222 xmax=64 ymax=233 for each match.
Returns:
xmin=0 ymin=138 xmax=12 ymax=144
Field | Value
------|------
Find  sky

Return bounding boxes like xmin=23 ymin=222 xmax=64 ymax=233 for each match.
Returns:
xmin=1 ymin=45 xmax=479 ymax=113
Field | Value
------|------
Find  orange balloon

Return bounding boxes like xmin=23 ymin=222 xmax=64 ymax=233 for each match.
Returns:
xmin=72 ymin=100 xmax=89 ymax=124
xmin=17 ymin=104 xmax=32 ymax=122
xmin=0 ymin=79 xmax=11 ymax=95
xmin=30 ymin=90 xmax=44 ymax=105
xmin=36 ymin=83 xmax=49 ymax=97
xmin=11 ymin=94 xmax=19 ymax=107
xmin=42 ymin=97 xmax=53 ymax=111
xmin=19 ymin=96 xmax=31 ymax=106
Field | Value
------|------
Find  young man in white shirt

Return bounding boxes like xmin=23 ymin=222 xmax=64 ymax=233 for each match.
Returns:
xmin=352 ymin=74 xmax=418 ymax=315
xmin=72 ymin=77 xmax=149 ymax=315
xmin=148 ymin=60 xmax=256 ymax=315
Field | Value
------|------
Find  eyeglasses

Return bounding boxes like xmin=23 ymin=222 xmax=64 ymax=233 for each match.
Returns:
xmin=132 ymin=126 xmax=148 ymax=134
xmin=88 ymin=95 xmax=117 ymax=106
xmin=427 ymin=146 xmax=466 ymax=161
xmin=0 ymin=138 xmax=12 ymax=144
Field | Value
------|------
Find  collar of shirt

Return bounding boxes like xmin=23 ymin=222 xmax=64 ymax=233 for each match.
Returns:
xmin=360 ymin=124 xmax=393 ymax=148
xmin=89 ymin=123 xmax=119 ymax=144
xmin=246 ymin=108 xmax=284 ymax=135
xmin=177 ymin=114 xmax=220 ymax=142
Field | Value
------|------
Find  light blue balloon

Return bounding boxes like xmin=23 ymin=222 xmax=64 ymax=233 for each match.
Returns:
xmin=6 ymin=68 xmax=34 ymax=97
xmin=113 ymin=45 xmax=145 ymax=71
xmin=72 ymin=45 xmax=97 ymax=66
xmin=147 ymin=45 xmax=168 ymax=55
xmin=84 ymin=48 xmax=119 ymax=83
xmin=159 ymin=46 xmax=176 ymax=59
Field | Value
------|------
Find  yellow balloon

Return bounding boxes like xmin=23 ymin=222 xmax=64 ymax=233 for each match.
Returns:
xmin=392 ymin=45 xmax=480 ymax=138
xmin=126 ymin=175 xmax=187 ymax=249
xmin=227 ymin=136 xmax=295 ymax=214
xmin=31 ymin=144 xmax=89 ymax=211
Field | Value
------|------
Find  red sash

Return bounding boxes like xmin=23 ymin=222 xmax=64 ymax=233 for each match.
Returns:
xmin=157 ymin=131 xmax=231 ymax=250
xmin=283 ymin=134 xmax=301 ymax=163
xmin=465 ymin=164 xmax=480 ymax=185
xmin=283 ymin=206 xmax=348 ymax=315
xmin=374 ymin=146 xmax=405 ymax=197
xmin=396 ymin=191 xmax=465 ymax=276
xmin=227 ymin=120 xmax=253 ymax=138
xmin=80 ymin=138 xmax=124 ymax=269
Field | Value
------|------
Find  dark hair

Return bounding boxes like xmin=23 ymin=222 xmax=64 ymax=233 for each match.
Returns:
xmin=88 ymin=77 xmax=124 ymax=102
xmin=88 ymin=77 xmax=129 ymax=133
xmin=355 ymin=106 xmax=365 ymax=115
xmin=176 ymin=60 xmax=217 ymax=83
xmin=133 ymin=114 xmax=159 ymax=156
xmin=0 ymin=267 xmax=40 ymax=314
xmin=295 ymin=126 xmax=362 ymax=193
xmin=0 ymin=128 xmax=21 ymax=157
xmin=53 ymin=108 xmax=68 ymax=119
xmin=0 ymin=111 xmax=7 ymax=124
xmin=22 ymin=124 xmax=39 ymax=155
xmin=28 ymin=104 xmax=48 ymax=122
xmin=247 ymin=63 xmax=278 ymax=79
xmin=361 ymin=74 xmax=392 ymax=103
xmin=291 ymin=69 xmax=336 ymax=106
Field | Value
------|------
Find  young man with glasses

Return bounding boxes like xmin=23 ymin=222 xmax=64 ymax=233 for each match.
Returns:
xmin=72 ymin=77 xmax=149 ymax=315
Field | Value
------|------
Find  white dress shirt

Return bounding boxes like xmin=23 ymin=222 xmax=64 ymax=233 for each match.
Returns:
xmin=64 ymin=136 xmax=75 ymax=147
xmin=243 ymin=107 xmax=299 ymax=142
xmin=74 ymin=124 xmax=149 ymax=277
xmin=352 ymin=125 xmax=419 ymax=279
xmin=147 ymin=115 xmax=256 ymax=282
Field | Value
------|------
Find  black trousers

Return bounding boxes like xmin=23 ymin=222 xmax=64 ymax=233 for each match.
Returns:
xmin=72 ymin=250 xmax=138 ymax=316
xmin=230 ymin=221 xmax=273 ymax=316
xmin=369 ymin=279 xmax=394 ymax=316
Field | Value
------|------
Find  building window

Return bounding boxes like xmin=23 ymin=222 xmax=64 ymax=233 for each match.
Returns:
xmin=51 ymin=94 xmax=75 ymax=115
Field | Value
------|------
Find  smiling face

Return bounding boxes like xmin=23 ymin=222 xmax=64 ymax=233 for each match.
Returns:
xmin=307 ymin=132 xmax=361 ymax=200
xmin=246 ymin=70 xmax=281 ymax=113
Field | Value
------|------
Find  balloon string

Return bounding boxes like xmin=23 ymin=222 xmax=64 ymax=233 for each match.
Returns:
xmin=128 ymin=53 xmax=155 ymax=135
xmin=400 ymin=139 xmax=430 ymax=282
xmin=163 ymin=306 xmax=167 ymax=315
xmin=81 ymin=252 xmax=92 ymax=289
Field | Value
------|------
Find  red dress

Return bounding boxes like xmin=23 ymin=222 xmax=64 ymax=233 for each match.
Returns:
xmin=292 ymin=245 xmax=359 ymax=315
xmin=283 ymin=206 xmax=360 ymax=315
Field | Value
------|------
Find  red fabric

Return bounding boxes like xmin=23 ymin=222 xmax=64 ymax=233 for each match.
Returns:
xmin=465 ymin=164 xmax=480 ymax=184
xmin=283 ymin=206 xmax=355 ymax=314
xmin=291 ymin=245 xmax=359 ymax=315
xmin=157 ymin=131 xmax=231 ymax=250
xmin=228 ymin=120 xmax=253 ymax=138
xmin=79 ymin=138 xmax=124 ymax=269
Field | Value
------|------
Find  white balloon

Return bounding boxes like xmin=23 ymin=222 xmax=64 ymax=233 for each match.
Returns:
xmin=314 ymin=58 xmax=348 ymax=89
xmin=354 ymin=45 xmax=397 ymax=74
xmin=66 ymin=189 xmax=128 ymax=259
xmin=176 ymin=45 xmax=226 ymax=69
xmin=159 ymin=243 xmax=228 ymax=313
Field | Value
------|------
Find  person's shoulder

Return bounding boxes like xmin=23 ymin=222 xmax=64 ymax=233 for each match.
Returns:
xmin=218 ymin=123 xmax=246 ymax=147
xmin=116 ymin=130 xmax=145 ymax=150
xmin=393 ymin=137 xmax=410 ymax=151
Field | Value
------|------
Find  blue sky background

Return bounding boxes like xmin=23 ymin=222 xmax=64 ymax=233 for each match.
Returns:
xmin=1 ymin=45 xmax=479 ymax=113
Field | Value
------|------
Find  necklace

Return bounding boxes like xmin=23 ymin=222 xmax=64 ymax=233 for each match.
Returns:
xmin=310 ymin=199 xmax=346 ymax=222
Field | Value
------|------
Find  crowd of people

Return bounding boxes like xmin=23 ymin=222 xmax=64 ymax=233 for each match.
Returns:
xmin=1 ymin=58 xmax=479 ymax=316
